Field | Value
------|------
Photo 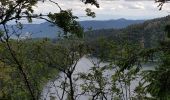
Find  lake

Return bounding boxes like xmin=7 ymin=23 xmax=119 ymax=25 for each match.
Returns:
xmin=41 ymin=57 xmax=155 ymax=100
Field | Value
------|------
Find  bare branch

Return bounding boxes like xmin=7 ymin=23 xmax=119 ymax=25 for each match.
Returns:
xmin=49 ymin=0 xmax=62 ymax=11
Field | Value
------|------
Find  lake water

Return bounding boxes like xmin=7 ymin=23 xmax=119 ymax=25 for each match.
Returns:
xmin=41 ymin=57 xmax=155 ymax=100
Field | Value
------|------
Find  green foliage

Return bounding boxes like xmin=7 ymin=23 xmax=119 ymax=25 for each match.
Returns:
xmin=0 ymin=0 xmax=38 ymax=24
xmin=81 ymin=0 xmax=99 ymax=8
xmin=87 ymin=37 xmax=118 ymax=62
xmin=142 ymin=40 xmax=170 ymax=100
xmin=79 ymin=64 xmax=110 ymax=100
xmin=79 ymin=40 xmax=146 ymax=100
xmin=48 ymin=10 xmax=84 ymax=38
xmin=165 ymin=25 xmax=170 ymax=38
xmin=0 ymin=39 xmax=59 ymax=99
xmin=85 ymin=8 xmax=96 ymax=18
xmin=0 ymin=30 xmax=4 ymax=38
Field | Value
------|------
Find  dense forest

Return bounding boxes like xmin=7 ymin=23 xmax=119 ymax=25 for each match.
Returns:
xmin=0 ymin=0 xmax=170 ymax=100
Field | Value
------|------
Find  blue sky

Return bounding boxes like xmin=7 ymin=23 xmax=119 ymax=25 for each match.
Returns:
xmin=17 ymin=0 xmax=170 ymax=23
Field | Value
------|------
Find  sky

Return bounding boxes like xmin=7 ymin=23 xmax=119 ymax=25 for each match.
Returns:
xmin=21 ymin=0 xmax=170 ymax=23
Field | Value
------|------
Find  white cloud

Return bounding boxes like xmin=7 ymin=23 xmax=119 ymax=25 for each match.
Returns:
xmin=32 ymin=0 xmax=169 ymax=21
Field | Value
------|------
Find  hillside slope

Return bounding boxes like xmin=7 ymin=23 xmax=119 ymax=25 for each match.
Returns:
xmin=86 ymin=15 xmax=170 ymax=48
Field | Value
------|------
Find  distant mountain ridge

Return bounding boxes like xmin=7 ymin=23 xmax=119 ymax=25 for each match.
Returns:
xmin=3 ymin=18 xmax=145 ymax=38
xmin=80 ymin=19 xmax=144 ymax=30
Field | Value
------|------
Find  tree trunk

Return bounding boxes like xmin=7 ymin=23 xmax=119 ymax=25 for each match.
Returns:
xmin=68 ymin=74 xmax=74 ymax=100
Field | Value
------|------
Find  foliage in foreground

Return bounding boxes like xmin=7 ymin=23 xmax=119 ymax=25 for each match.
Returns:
xmin=0 ymin=39 xmax=59 ymax=99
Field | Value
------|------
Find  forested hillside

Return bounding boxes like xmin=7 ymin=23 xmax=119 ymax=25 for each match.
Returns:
xmin=86 ymin=15 xmax=170 ymax=48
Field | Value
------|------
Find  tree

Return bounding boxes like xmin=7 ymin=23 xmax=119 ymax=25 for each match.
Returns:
xmin=0 ymin=39 xmax=59 ymax=99
xmin=165 ymin=25 xmax=170 ymax=38
xmin=39 ymin=37 xmax=88 ymax=100
xmin=156 ymin=0 xmax=170 ymax=10
xmin=142 ymin=40 xmax=170 ymax=100
xmin=0 ymin=0 xmax=98 ymax=99
xmin=78 ymin=39 xmax=144 ymax=100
